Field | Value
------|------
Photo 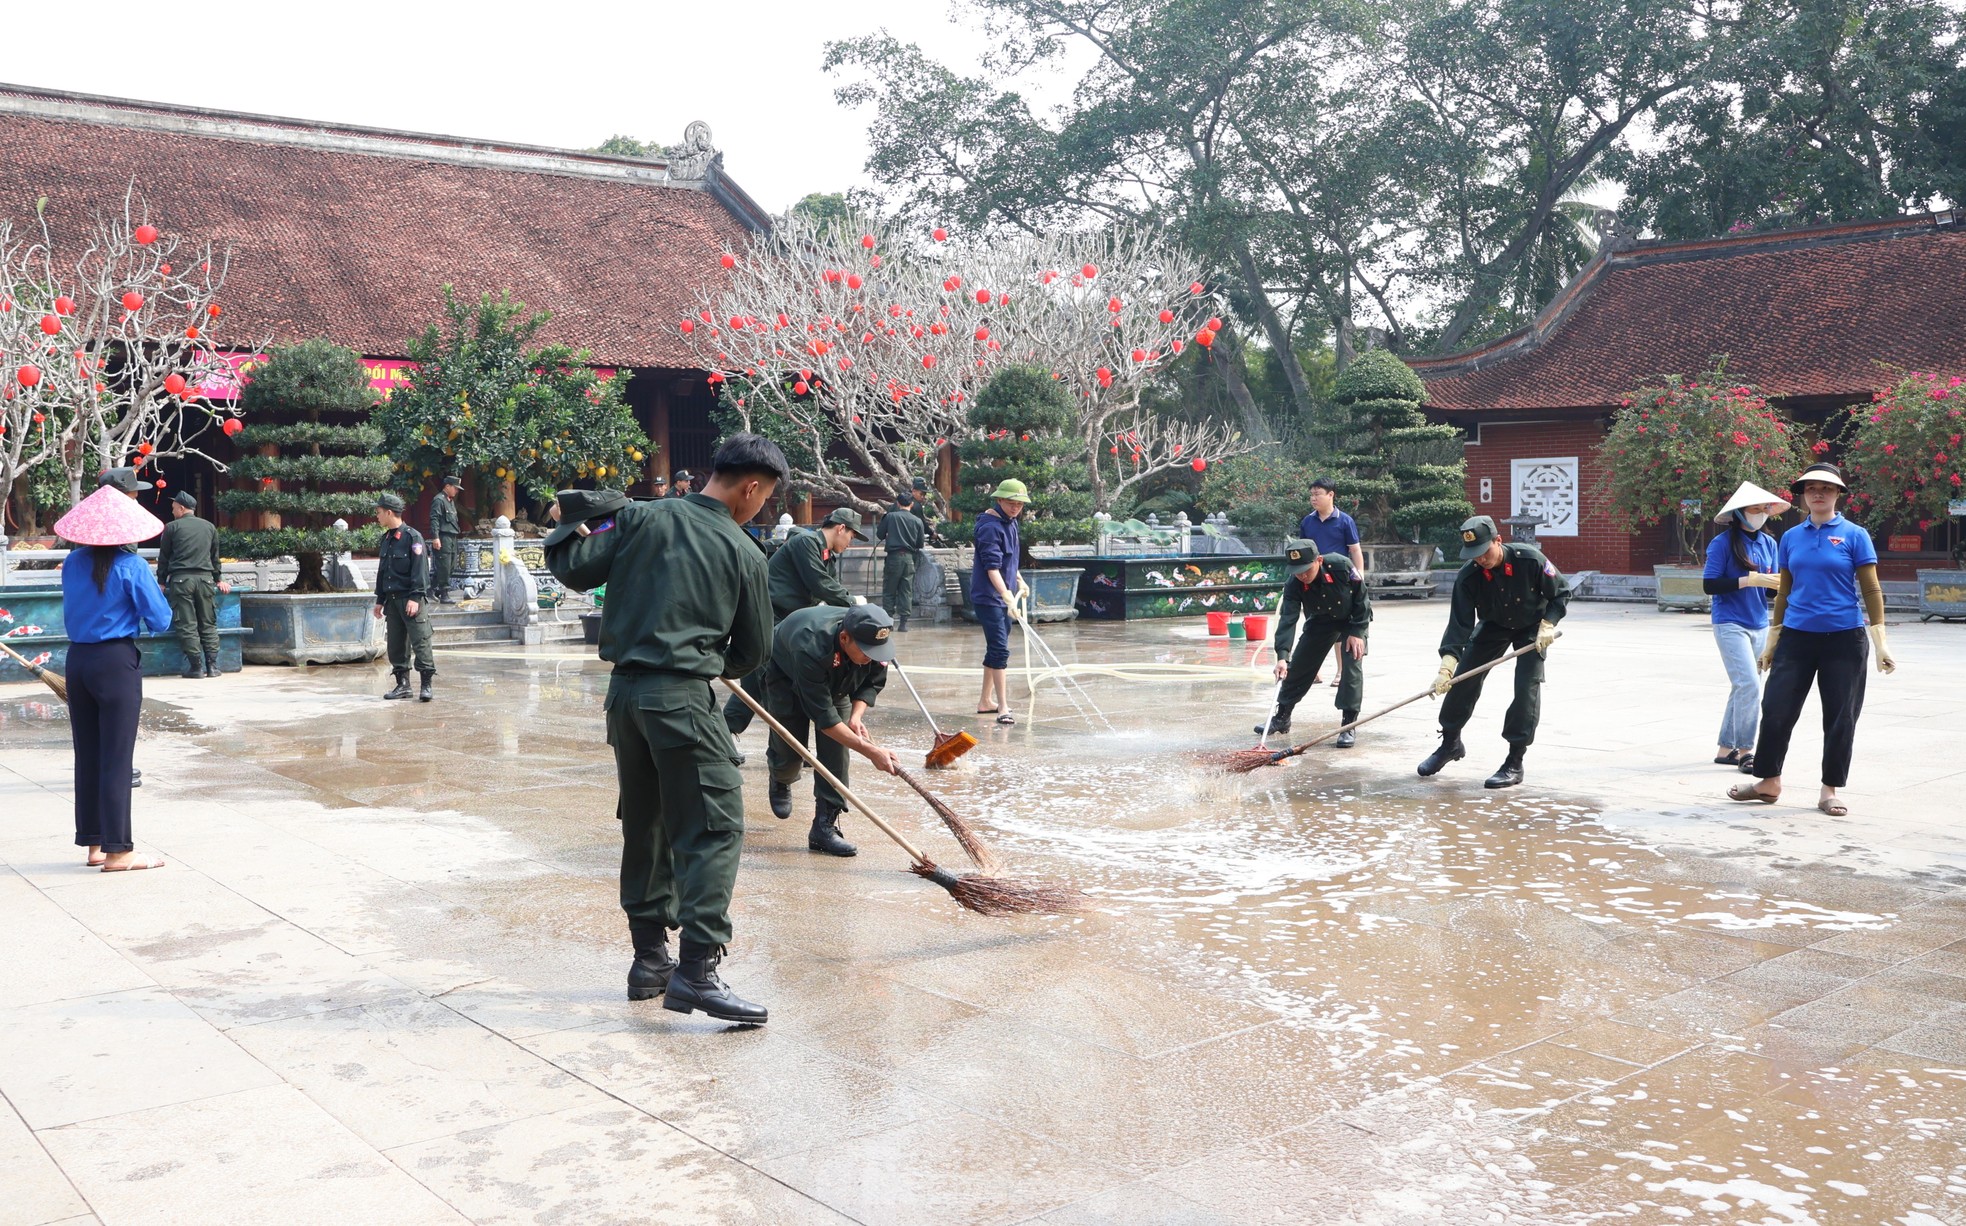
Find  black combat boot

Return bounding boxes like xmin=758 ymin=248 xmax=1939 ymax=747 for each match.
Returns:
xmin=418 ymin=670 xmax=435 ymax=702
xmin=203 ymin=650 xmax=220 ymax=678
xmin=1416 ymin=731 xmax=1465 ymax=777
xmin=663 ymin=939 xmax=768 ymax=1025
xmin=626 ymin=921 xmax=677 ymax=1001
xmin=384 ymin=670 xmax=414 ymax=700
xmin=807 ymin=802 xmax=858 ymax=856
xmin=1484 ymin=747 xmax=1526 ymax=789
xmin=180 ymin=654 xmax=203 ymax=679
xmin=768 ymin=779 xmax=793 ymax=819
xmin=897 ymin=614 xmax=910 ymax=633
xmin=1335 ymin=709 xmax=1360 ymax=749
xmin=1254 ymin=713 xmax=1293 ymax=737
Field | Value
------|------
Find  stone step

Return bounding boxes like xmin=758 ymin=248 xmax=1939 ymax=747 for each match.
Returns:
xmin=432 ymin=623 xmax=517 ymax=646
xmin=427 ymin=608 xmax=504 ymax=627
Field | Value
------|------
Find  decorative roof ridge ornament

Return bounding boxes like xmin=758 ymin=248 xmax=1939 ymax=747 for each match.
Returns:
xmin=670 ymin=121 xmax=721 ymax=181
xmin=1593 ymin=209 xmax=1636 ymax=254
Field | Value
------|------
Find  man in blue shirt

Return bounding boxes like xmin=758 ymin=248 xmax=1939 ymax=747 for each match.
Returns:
xmin=1294 ymin=477 xmax=1365 ymax=685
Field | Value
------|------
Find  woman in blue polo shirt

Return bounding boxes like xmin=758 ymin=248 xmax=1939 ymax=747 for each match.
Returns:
xmin=1702 ymin=482 xmax=1787 ymax=770
xmin=1728 ymin=463 xmax=1896 ymax=816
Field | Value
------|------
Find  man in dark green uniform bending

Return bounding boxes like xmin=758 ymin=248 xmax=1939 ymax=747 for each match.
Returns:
xmin=877 ymin=492 xmax=926 ymax=631
xmin=546 ymin=435 xmax=785 ymax=1026
xmin=763 ymin=604 xmax=903 ymax=854
xmin=1256 ymin=539 xmax=1371 ymax=747
xmin=1418 ymin=515 xmax=1569 ymax=789
xmin=372 ymin=492 xmax=437 ymax=702
xmin=428 ymin=475 xmax=462 ymax=603
xmin=156 ymin=491 xmax=231 ymax=678
xmin=723 ymin=506 xmax=867 ymax=735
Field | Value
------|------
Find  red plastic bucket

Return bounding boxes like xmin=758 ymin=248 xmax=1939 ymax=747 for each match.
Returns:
xmin=1206 ymin=610 xmax=1230 ymax=635
xmin=1244 ymin=614 xmax=1270 ymax=642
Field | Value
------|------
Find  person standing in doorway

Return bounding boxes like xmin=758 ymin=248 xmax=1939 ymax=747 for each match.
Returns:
xmin=1703 ymin=481 xmax=1788 ymax=771
xmin=54 ymin=487 xmax=173 ymax=872
xmin=1295 ymin=477 xmax=1366 ymax=686
xmin=971 ymin=478 xmax=1028 ymax=725
xmin=154 ymin=491 xmax=230 ymax=678
xmin=372 ymin=493 xmax=436 ymax=702
xmin=429 ymin=475 xmax=463 ymax=604
xmin=546 ymin=434 xmax=784 ymax=1025
xmin=877 ymin=490 xmax=927 ymax=631
xmin=1728 ymin=463 xmax=1895 ymax=817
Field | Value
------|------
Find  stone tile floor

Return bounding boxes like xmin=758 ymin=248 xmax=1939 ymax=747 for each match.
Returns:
xmin=1 ymin=601 xmax=1963 ymax=1224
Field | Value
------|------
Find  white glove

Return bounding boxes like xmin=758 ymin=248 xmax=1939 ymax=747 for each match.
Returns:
xmin=1741 ymin=571 xmax=1781 ymax=590
xmin=1869 ymin=624 xmax=1895 ymax=674
xmin=1535 ymin=620 xmax=1558 ymax=655
xmin=1430 ymin=655 xmax=1457 ymax=698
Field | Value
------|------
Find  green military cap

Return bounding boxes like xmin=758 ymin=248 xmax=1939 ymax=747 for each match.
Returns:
xmin=171 ymin=490 xmax=198 ymax=510
xmin=1457 ymin=515 xmax=1499 ymax=560
xmin=911 ymin=476 xmax=929 ymax=491
xmin=441 ymin=474 xmax=462 ymax=489
xmin=820 ymin=506 xmax=873 ymax=540
xmin=375 ymin=492 xmax=406 ymax=512
xmin=1282 ymin=537 xmax=1321 ymax=575
xmin=544 ymin=488 xmax=631 ymax=548
xmin=98 ymin=466 xmax=152 ymax=493
xmin=841 ymin=604 xmax=898 ymax=662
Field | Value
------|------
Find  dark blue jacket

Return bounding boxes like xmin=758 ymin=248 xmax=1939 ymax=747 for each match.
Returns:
xmin=969 ymin=506 xmax=1020 ymax=608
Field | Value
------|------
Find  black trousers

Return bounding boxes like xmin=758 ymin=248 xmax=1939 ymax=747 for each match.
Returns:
xmin=67 ymin=639 xmax=142 ymax=854
xmin=1438 ymin=623 xmax=1543 ymax=746
xmin=1754 ymin=627 xmax=1868 ymax=786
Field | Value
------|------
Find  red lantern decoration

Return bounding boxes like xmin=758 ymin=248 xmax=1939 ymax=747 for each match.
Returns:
xmin=679 ymin=319 xmax=695 ymax=333
xmin=1206 ymin=316 xmax=1222 ymax=332
xmin=1195 ymin=329 xmax=1215 ymax=348
xmin=1158 ymin=309 xmax=1175 ymax=324
xmin=974 ymin=289 xmax=990 ymax=304
xmin=39 ymin=315 xmax=60 ymax=335
xmin=921 ymin=354 xmax=937 ymax=369
xmin=156 ymin=479 xmax=167 ymax=489
xmin=122 ymin=291 xmax=145 ymax=312
xmin=1191 ymin=458 xmax=1207 ymax=472
xmin=1131 ymin=348 xmax=1147 ymax=363
xmin=728 ymin=316 xmax=744 ymax=330
xmin=975 ymin=327 xmax=990 ymax=341
xmin=776 ymin=313 xmax=790 ymax=328
xmin=17 ymin=364 xmax=41 ymax=387
xmin=1081 ymin=263 xmax=1098 ymax=279
xmin=222 ymin=418 xmax=243 ymax=436
xmin=208 ymin=304 xmax=221 ymax=318
xmin=932 ymin=227 xmax=947 ymax=242
xmin=134 ymin=224 xmax=159 ymax=245
xmin=1190 ymin=282 xmax=1205 ymax=295
xmin=846 ymin=274 xmax=862 ymax=290
xmin=1107 ymin=296 xmax=1123 ymax=312
xmin=720 ymin=253 xmax=736 ymax=269
xmin=794 ymin=380 xmax=810 ymax=395
xmin=861 ymin=234 xmax=876 ymax=249
xmin=707 ymin=371 xmax=725 ymax=384
xmin=54 ymin=296 xmax=76 ymax=315
xmin=163 ymin=373 xmax=187 ymax=395
xmin=159 ymin=264 xmax=171 ymax=275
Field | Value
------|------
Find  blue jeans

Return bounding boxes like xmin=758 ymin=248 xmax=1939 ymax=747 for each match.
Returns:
xmin=975 ymin=603 xmax=1012 ymax=670
xmin=1712 ymin=622 xmax=1766 ymax=749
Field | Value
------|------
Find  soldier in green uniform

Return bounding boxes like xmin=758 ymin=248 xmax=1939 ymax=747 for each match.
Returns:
xmin=667 ymin=469 xmax=693 ymax=498
xmin=155 ymin=491 xmax=230 ymax=678
xmin=371 ymin=493 xmax=437 ymax=702
xmin=1256 ymin=539 xmax=1371 ymax=746
xmin=722 ymin=507 xmax=868 ymax=735
xmin=762 ymin=604 xmax=903 ymax=855
xmin=546 ymin=435 xmax=786 ymax=1025
xmin=1418 ymin=515 xmax=1569 ymax=789
xmin=428 ymin=475 xmax=462 ymax=604
xmin=877 ymin=491 xmax=926 ymax=630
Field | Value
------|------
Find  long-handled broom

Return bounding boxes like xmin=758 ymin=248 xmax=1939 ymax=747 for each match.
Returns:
xmin=721 ymin=679 xmax=1081 ymax=915
xmin=889 ymin=662 xmax=978 ymax=770
xmin=0 ymin=640 xmax=67 ymax=701
xmin=1207 ymin=634 xmax=1560 ymax=773
xmin=892 ymin=766 xmax=999 ymax=873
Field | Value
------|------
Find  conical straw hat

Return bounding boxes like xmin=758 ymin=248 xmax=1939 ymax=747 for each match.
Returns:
xmin=1713 ymin=481 xmax=1792 ymax=523
xmin=53 ymin=485 xmax=166 ymax=547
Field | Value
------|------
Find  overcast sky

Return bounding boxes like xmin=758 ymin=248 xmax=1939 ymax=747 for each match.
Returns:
xmin=4 ymin=0 xmax=1004 ymax=216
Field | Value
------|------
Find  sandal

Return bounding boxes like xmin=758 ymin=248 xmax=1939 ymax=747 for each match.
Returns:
xmin=974 ymin=706 xmax=1000 ymax=715
xmin=86 ymin=855 xmax=106 ymax=867
xmin=996 ymin=712 xmax=1016 ymax=725
xmin=1737 ymin=753 xmax=1755 ymax=774
xmin=1714 ymin=751 xmax=1743 ymax=766
xmin=100 ymin=858 xmax=166 ymax=873
xmin=1818 ymin=796 xmax=1848 ymax=817
xmin=1727 ymin=783 xmax=1779 ymax=804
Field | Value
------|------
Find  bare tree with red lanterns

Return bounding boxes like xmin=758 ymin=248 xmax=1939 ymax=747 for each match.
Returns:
xmin=675 ymin=212 xmax=1255 ymax=513
xmin=0 ymin=186 xmax=250 ymax=524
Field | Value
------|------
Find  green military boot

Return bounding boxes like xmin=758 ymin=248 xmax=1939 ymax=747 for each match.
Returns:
xmin=203 ymin=651 xmax=220 ymax=678
xmin=418 ymin=670 xmax=435 ymax=703
xmin=180 ymin=653 xmax=203 ymax=679
xmin=626 ymin=921 xmax=677 ymax=1001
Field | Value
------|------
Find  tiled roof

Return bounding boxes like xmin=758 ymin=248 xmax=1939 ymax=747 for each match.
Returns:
xmin=0 ymin=87 xmax=763 ymax=369
xmin=1413 ymin=214 xmax=1966 ymax=412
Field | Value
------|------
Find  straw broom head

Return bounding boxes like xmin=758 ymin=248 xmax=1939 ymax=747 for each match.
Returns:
xmin=911 ymin=859 xmax=1088 ymax=917
xmin=0 ymin=643 xmax=67 ymax=702
xmin=916 ymin=789 xmax=1000 ymax=873
xmin=1194 ymin=745 xmax=1288 ymax=773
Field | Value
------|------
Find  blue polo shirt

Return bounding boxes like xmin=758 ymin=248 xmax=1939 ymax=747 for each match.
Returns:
xmin=61 ymin=548 xmax=172 ymax=643
xmin=1703 ymin=530 xmax=1778 ymax=629
xmin=1297 ymin=508 xmax=1360 ymax=556
xmin=1776 ymin=514 xmax=1876 ymax=633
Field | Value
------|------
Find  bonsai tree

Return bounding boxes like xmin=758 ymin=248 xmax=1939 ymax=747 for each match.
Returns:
xmin=1835 ymin=371 xmax=1965 ymax=547
xmin=952 ymin=366 xmax=1095 ymax=543
xmin=1598 ymin=363 xmax=1812 ymax=557
xmin=376 ymin=286 xmax=650 ymax=515
xmin=219 ymin=339 xmax=390 ymax=591
xmin=1311 ymin=349 xmax=1470 ymax=543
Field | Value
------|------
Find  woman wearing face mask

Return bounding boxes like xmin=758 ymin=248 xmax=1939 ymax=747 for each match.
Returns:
xmin=1728 ymin=462 xmax=1896 ymax=817
xmin=1702 ymin=482 xmax=1789 ymax=770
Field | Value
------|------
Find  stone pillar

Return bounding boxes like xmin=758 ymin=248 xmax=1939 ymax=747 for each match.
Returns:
xmin=491 ymin=516 xmax=542 ymax=644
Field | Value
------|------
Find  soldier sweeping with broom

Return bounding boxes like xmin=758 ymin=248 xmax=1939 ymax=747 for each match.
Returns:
xmin=1255 ymin=539 xmax=1371 ymax=747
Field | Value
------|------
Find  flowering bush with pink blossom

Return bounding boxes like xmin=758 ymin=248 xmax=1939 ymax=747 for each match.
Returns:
xmin=1836 ymin=371 xmax=1966 ymax=530
xmin=1596 ymin=365 xmax=1813 ymax=552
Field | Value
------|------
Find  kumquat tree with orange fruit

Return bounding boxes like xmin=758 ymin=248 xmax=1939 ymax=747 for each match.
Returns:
xmin=375 ymin=287 xmax=650 ymax=509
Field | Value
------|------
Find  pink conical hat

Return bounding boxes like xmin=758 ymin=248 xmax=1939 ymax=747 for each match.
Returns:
xmin=53 ymin=486 xmax=165 ymax=547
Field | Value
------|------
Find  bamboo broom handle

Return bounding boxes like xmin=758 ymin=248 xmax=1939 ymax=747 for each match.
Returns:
xmin=1277 ymin=635 xmax=1559 ymax=759
xmin=0 ymin=639 xmax=54 ymax=677
xmin=719 ymin=677 xmax=929 ymax=865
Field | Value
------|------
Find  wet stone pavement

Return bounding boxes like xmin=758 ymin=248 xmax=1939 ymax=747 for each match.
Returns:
xmin=2 ymin=601 xmax=1963 ymax=1225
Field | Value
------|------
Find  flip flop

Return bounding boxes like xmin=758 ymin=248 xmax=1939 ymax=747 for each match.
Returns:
xmin=1714 ymin=751 xmax=1742 ymax=766
xmin=1818 ymin=796 xmax=1848 ymax=817
xmin=974 ymin=707 xmax=1000 ymax=715
xmin=85 ymin=856 xmax=106 ymax=867
xmin=996 ymin=712 xmax=1016 ymax=725
xmin=1727 ymin=783 xmax=1779 ymax=804
xmin=100 ymin=858 xmax=166 ymax=873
